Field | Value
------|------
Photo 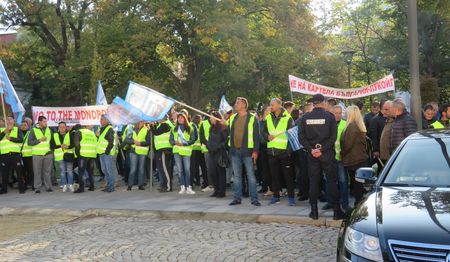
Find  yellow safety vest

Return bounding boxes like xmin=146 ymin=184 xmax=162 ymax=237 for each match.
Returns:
xmin=200 ymin=120 xmax=211 ymax=153
xmin=79 ymin=129 xmax=97 ymax=158
xmin=172 ymin=126 xmax=193 ymax=157
xmin=154 ymin=120 xmax=174 ymax=150
xmin=96 ymin=125 xmax=115 ymax=155
xmin=0 ymin=127 xmax=22 ymax=154
xmin=132 ymin=127 xmax=150 ymax=156
xmin=430 ymin=120 xmax=448 ymax=129
xmin=335 ymin=120 xmax=346 ymax=161
xmin=32 ymin=127 xmax=52 ymax=156
xmin=21 ymin=131 xmax=33 ymax=157
xmin=53 ymin=132 xmax=73 ymax=161
xmin=192 ymin=122 xmax=202 ymax=151
xmin=227 ymin=113 xmax=255 ymax=149
xmin=266 ymin=113 xmax=290 ymax=150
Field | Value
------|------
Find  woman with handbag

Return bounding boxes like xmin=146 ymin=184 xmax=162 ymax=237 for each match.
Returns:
xmin=206 ymin=111 xmax=229 ymax=198
xmin=340 ymin=105 xmax=369 ymax=206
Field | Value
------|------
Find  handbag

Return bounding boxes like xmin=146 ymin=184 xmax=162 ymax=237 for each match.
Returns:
xmin=217 ymin=149 xmax=230 ymax=168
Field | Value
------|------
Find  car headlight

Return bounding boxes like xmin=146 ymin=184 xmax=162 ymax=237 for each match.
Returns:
xmin=344 ymin=227 xmax=383 ymax=261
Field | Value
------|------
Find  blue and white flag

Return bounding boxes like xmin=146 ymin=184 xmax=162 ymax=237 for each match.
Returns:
xmin=219 ymin=95 xmax=233 ymax=116
xmin=286 ymin=126 xmax=302 ymax=152
xmin=177 ymin=127 xmax=188 ymax=145
xmin=0 ymin=60 xmax=25 ymax=123
xmin=106 ymin=82 xmax=175 ymax=125
xmin=96 ymin=80 xmax=108 ymax=105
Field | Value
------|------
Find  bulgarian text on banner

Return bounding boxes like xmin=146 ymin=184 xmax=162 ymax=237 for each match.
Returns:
xmin=32 ymin=105 xmax=108 ymax=127
xmin=289 ymin=74 xmax=395 ymax=99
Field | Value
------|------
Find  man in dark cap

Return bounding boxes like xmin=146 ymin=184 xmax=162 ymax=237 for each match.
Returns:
xmin=300 ymin=94 xmax=345 ymax=220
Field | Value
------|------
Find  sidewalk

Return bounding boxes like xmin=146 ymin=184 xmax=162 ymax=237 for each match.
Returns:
xmin=0 ymin=183 xmax=344 ymax=227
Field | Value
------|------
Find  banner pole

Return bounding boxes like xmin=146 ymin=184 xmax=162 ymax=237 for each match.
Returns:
xmin=173 ymin=100 xmax=221 ymax=121
xmin=0 ymin=92 xmax=7 ymax=121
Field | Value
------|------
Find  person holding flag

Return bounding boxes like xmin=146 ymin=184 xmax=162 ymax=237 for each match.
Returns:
xmin=0 ymin=115 xmax=25 ymax=194
xmin=263 ymin=98 xmax=296 ymax=206
xmin=125 ymin=120 xmax=151 ymax=191
xmin=170 ymin=111 xmax=196 ymax=195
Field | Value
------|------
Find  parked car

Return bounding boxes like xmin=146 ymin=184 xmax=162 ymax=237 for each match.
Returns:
xmin=337 ymin=129 xmax=450 ymax=262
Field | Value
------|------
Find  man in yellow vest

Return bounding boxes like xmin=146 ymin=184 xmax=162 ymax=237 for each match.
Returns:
xmin=227 ymin=97 xmax=261 ymax=206
xmin=96 ymin=115 xmax=116 ymax=193
xmin=264 ymin=98 xmax=296 ymax=206
xmin=20 ymin=119 xmax=34 ymax=190
xmin=0 ymin=115 xmax=25 ymax=194
xmin=125 ymin=120 xmax=150 ymax=191
xmin=191 ymin=114 xmax=208 ymax=188
xmin=199 ymin=115 xmax=213 ymax=191
xmin=28 ymin=116 xmax=53 ymax=193
xmin=151 ymin=110 xmax=177 ymax=192
xmin=73 ymin=125 xmax=97 ymax=193
xmin=430 ymin=104 xmax=450 ymax=129
xmin=50 ymin=121 xmax=75 ymax=192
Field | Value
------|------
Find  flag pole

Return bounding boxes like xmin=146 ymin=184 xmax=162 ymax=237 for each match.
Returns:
xmin=0 ymin=88 xmax=6 ymax=122
xmin=173 ymin=100 xmax=221 ymax=121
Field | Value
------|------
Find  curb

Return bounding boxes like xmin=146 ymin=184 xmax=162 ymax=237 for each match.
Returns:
xmin=0 ymin=207 xmax=342 ymax=228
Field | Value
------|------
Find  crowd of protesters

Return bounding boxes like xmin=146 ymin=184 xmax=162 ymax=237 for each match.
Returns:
xmin=0 ymin=94 xmax=448 ymax=220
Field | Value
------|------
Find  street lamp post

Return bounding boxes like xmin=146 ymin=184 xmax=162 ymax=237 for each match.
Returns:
xmin=341 ymin=50 xmax=355 ymax=90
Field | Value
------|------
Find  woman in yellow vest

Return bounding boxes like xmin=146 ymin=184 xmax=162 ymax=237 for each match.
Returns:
xmin=170 ymin=112 xmax=196 ymax=194
xmin=50 ymin=121 xmax=75 ymax=192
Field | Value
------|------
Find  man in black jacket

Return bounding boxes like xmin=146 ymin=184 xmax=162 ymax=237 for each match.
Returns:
xmin=300 ymin=94 xmax=344 ymax=220
xmin=370 ymin=100 xmax=390 ymax=161
xmin=390 ymin=98 xmax=417 ymax=153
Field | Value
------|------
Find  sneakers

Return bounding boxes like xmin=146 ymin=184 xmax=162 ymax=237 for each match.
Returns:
xmin=251 ymin=200 xmax=261 ymax=206
xmin=185 ymin=186 xmax=195 ymax=195
xmin=46 ymin=188 xmax=53 ymax=193
xmin=229 ymin=199 xmax=242 ymax=206
xmin=178 ymin=185 xmax=186 ymax=194
xmin=268 ymin=197 xmax=280 ymax=205
xmin=62 ymin=185 xmax=67 ymax=193
xmin=201 ymin=186 xmax=214 ymax=193
xmin=69 ymin=184 xmax=74 ymax=192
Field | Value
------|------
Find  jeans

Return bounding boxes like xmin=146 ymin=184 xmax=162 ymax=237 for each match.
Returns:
xmin=99 ymin=154 xmax=115 ymax=190
xmin=57 ymin=160 xmax=74 ymax=186
xmin=128 ymin=152 xmax=146 ymax=187
xmin=337 ymin=161 xmax=349 ymax=208
xmin=231 ymin=149 xmax=258 ymax=202
xmin=174 ymin=153 xmax=191 ymax=187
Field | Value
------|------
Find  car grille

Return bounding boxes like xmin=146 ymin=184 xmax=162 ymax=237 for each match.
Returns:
xmin=389 ymin=239 xmax=450 ymax=262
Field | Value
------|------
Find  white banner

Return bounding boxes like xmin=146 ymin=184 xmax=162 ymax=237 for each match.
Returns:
xmin=32 ymin=105 xmax=108 ymax=127
xmin=289 ymin=74 xmax=395 ymax=99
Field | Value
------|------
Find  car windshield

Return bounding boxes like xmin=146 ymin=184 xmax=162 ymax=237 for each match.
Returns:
xmin=383 ymin=137 xmax=450 ymax=187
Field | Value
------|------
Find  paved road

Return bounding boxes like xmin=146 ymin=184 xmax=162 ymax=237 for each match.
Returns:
xmin=0 ymin=217 xmax=338 ymax=261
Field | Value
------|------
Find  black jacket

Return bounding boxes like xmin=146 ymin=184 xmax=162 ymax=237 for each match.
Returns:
xmin=369 ymin=113 xmax=386 ymax=153
xmin=98 ymin=125 xmax=115 ymax=155
xmin=300 ymin=107 xmax=337 ymax=152
xmin=206 ymin=125 xmax=229 ymax=153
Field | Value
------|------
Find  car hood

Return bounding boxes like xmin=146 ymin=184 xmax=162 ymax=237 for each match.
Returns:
xmin=377 ymin=186 xmax=450 ymax=245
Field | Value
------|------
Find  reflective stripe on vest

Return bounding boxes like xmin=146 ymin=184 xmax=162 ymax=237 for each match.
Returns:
xmin=266 ymin=113 xmax=289 ymax=150
xmin=200 ymin=120 xmax=211 ymax=153
xmin=79 ymin=129 xmax=97 ymax=158
xmin=132 ymin=127 xmax=150 ymax=156
xmin=335 ymin=120 xmax=346 ymax=160
xmin=22 ymin=131 xmax=32 ymax=157
xmin=172 ymin=126 xmax=193 ymax=157
xmin=53 ymin=132 xmax=73 ymax=161
xmin=0 ymin=127 xmax=21 ymax=154
xmin=154 ymin=120 xmax=174 ymax=150
xmin=227 ymin=113 xmax=255 ymax=149
xmin=430 ymin=120 xmax=447 ymax=129
xmin=96 ymin=125 xmax=115 ymax=155
xmin=32 ymin=127 xmax=52 ymax=156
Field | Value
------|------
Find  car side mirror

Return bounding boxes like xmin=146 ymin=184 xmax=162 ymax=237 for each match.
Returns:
xmin=355 ymin=167 xmax=377 ymax=185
